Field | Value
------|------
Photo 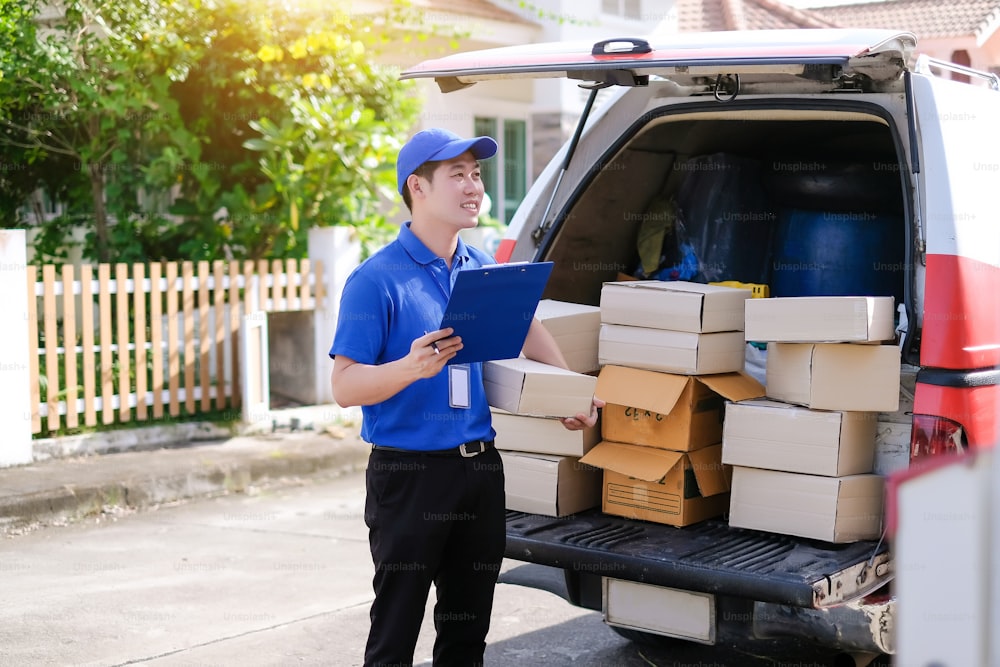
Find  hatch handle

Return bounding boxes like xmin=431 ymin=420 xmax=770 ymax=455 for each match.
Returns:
xmin=592 ymin=38 xmax=652 ymax=56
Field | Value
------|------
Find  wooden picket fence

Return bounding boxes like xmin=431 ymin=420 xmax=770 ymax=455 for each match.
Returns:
xmin=27 ymin=259 xmax=324 ymax=436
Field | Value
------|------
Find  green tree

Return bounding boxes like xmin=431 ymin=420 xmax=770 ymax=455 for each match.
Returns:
xmin=177 ymin=0 xmax=424 ymax=260
xmin=0 ymin=0 xmax=194 ymax=263
xmin=0 ymin=0 xmax=452 ymax=263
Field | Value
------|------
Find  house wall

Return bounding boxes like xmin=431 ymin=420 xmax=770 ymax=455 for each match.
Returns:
xmin=917 ymin=35 xmax=1000 ymax=80
xmin=521 ymin=0 xmax=680 ymax=177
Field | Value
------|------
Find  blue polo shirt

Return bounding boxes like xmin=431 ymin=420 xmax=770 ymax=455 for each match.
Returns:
xmin=329 ymin=222 xmax=496 ymax=450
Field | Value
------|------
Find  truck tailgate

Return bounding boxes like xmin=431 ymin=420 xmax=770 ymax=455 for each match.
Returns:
xmin=506 ymin=510 xmax=891 ymax=609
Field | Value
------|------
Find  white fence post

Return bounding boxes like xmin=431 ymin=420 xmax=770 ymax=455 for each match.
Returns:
xmin=308 ymin=226 xmax=360 ymax=405
xmin=1 ymin=230 xmax=33 ymax=466
xmin=240 ymin=311 xmax=270 ymax=428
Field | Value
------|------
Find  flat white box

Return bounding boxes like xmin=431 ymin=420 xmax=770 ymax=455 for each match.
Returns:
xmin=599 ymin=324 xmax=745 ymax=375
xmin=484 ymin=358 xmax=596 ymax=418
xmin=765 ymin=343 xmax=900 ymax=411
xmin=534 ymin=299 xmax=602 ymax=374
xmin=491 ymin=408 xmax=600 ymax=457
xmin=722 ymin=400 xmax=877 ymax=476
xmin=499 ymin=451 xmax=602 ymax=517
xmin=729 ymin=467 xmax=884 ymax=543
xmin=600 ymin=280 xmax=750 ymax=333
xmin=745 ymin=296 xmax=896 ymax=343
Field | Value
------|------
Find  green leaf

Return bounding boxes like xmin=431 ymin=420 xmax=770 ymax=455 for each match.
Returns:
xmin=242 ymin=138 xmax=271 ymax=152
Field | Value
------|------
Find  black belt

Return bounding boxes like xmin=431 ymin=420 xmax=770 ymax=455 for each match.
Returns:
xmin=371 ymin=440 xmax=494 ymax=458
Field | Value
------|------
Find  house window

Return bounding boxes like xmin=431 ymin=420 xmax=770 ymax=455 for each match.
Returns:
xmin=602 ymin=0 xmax=641 ymax=20
xmin=474 ymin=117 xmax=527 ymax=225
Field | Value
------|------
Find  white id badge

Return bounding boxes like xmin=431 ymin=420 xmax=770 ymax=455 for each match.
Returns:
xmin=448 ymin=364 xmax=471 ymax=409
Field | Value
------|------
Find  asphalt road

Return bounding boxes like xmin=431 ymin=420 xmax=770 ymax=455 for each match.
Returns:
xmin=0 ymin=470 xmax=859 ymax=667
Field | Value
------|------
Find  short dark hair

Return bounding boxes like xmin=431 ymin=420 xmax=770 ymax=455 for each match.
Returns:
xmin=401 ymin=160 xmax=441 ymax=211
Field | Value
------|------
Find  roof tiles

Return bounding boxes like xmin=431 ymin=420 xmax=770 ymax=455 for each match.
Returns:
xmin=678 ymin=0 xmax=837 ymax=31
xmin=677 ymin=0 xmax=1000 ymax=40
xmin=812 ymin=0 xmax=1000 ymax=40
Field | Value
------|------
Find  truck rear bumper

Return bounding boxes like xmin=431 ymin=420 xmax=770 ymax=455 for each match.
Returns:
xmin=505 ymin=510 xmax=896 ymax=656
xmin=753 ymin=591 xmax=895 ymax=655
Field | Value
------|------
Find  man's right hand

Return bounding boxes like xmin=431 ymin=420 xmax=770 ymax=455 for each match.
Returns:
xmin=407 ymin=328 xmax=462 ymax=378
xmin=331 ymin=329 xmax=463 ymax=407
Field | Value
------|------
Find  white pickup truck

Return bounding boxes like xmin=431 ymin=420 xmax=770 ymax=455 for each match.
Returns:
xmin=403 ymin=28 xmax=1000 ymax=664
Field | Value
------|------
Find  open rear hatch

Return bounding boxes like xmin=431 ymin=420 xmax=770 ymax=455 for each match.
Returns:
xmin=402 ymin=28 xmax=915 ymax=94
xmin=506 ymin=510 xmax=891 ymax=609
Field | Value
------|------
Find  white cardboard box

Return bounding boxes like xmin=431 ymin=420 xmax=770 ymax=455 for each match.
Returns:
xmin=729 ymin=467 xmax=884 ymax=543
xmin=492 ymin=408 xmax=600 ymax=457
xmin=600 ymin=280 xmax=750 ymax=333
xmin=499 ymin=451 xmax=602 ymax=517
xmin=722 ymin=400 xmax=877 ymax=476
xmin=534 ymin=299 xmax=602 ymax=374
xmin=765 ymin=343 xmax=900 ymax=411
xmin=484 ymin=358 xmax=597 ymax=418
xmin=745 ymin=296 xmax=896 ymax=343
xmin=599 ymin=324 xmax=746 ymax=375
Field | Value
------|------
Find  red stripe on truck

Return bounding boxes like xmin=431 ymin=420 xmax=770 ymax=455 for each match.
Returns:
xmin=494 ymin=238 xmax=515 ymax=264
xmin=921 ymin=253 xmax=1000 ymax=370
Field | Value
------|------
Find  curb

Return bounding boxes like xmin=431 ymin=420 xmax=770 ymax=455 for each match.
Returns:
xmin=0 ymin=431 xmax=371 ymax=537
xmin=31 ymin=421 xmax=237 ymax=462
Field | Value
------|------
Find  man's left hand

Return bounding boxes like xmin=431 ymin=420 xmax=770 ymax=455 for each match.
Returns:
xmin=561 ymin=397 xmax=605 ymax=431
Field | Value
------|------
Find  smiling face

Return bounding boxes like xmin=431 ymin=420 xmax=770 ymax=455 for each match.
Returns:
xmin=407 ymin=151 xmax=485 ymax=233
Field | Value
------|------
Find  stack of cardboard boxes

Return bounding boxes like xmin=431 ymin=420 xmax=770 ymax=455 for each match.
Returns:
xmin=579 ymin=281 xmax=766 ymax=527
xmin=489 ymin=300 xmax=604 ymax=517
xmin=724 ymin=296 xmax=901 ymax=543
xmin=489 ymin=286 xmax=904 ymax=544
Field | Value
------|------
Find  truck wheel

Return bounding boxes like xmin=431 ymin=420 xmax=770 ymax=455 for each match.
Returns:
xmin=608 ymin=624 xmax=683 ymax=648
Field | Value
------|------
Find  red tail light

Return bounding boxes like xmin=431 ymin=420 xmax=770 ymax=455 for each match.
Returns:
xmin=909 ymin=414 xmax=965 ymax=461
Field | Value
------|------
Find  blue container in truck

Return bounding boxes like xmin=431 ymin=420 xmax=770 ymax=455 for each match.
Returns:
xmin=770 ymin=208 xmax=905 ymax=303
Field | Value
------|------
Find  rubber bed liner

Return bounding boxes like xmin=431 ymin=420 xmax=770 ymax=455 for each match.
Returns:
xmin=505 ymin=509 xmax=889 ymax=609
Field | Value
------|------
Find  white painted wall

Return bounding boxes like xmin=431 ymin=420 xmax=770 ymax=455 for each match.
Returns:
xmin=0 ymin=231 xmax=34 ymax=466
xmin=308 ymin=226 xmax=361 ymax=406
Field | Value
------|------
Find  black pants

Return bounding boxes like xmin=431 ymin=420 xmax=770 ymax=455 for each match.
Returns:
xmin=363 ymin=446 xmax=506 ymax=667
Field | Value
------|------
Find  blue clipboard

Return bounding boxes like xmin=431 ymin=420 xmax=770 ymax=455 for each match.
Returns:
xmin=440 ymin=261 xmax=554 ymax=365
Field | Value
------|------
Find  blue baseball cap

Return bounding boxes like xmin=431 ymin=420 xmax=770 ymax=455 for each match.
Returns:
xmin=396 ymin=128 xmax=498 ymax=195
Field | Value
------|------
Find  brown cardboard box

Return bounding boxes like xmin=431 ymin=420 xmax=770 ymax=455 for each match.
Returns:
xmin=597 ymin=365 xmax=765 ymax=451
xmin=766 ymin=343 xmax=901 ymax=411
xmin=600 ymin=280 xmax=751 ymax=333
xmin=484 ymin=358 xmax=597 ymax=418
xmin=534 ymin=299 xmax=602 ymax=374
xmin=491 ymin=408 xmax=600 ymax=457
xmin=580 ymin=441 xmax=731 ymax=527
xmin=745 ymin=296 xmax=896 ymax=343
xmin=499 ymin=451 xmax=602 ymax=517
xmin=599 ymin=324 xmax=746 ymax=375
xmin=721 ymin=400 xmax=877 ymax=476
xmin=729 ymin=467 xmax=884 ymax=543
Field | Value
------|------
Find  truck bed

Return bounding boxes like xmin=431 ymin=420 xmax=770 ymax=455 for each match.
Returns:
xmin=505 ymin=509 xmax=892 ymax=609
